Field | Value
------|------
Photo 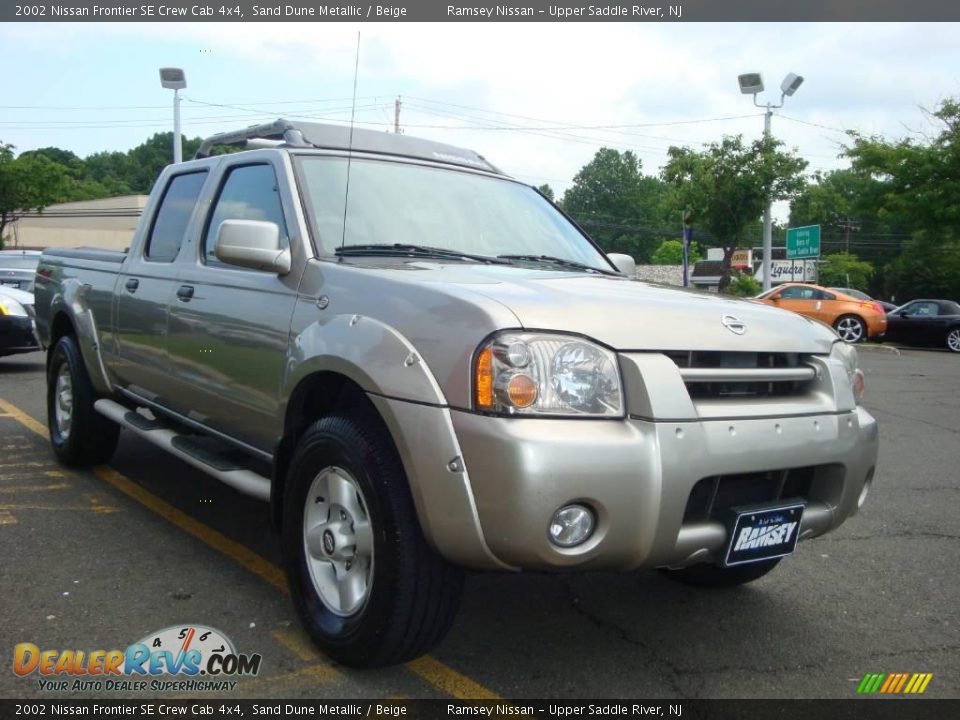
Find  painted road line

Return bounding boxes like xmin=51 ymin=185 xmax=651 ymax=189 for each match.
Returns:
xmin=0 ymin=398 xmax=48 ymax=436
xmin=0 ymin=482 xmax=72 ymax=493
xmin=93 ymin=465 xmax=289 ymax=592
xmin=406 ymin=656 xmax=500 ymax=700
xmin=272 ymin=627 xmax=322 ymax=662
xmin=0 ymin=502 xmax=119 ymax=513
xmin=2 ymin=396 xmax=501 ymax=701
xmin=239 ymin=664 xmax=338 ymax=690
xmin=0 ymin=510 xmax=17 ymax=525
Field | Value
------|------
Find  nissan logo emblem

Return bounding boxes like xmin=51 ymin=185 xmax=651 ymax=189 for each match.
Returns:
xmin=722 ymin=315 xmax=747 ymax=335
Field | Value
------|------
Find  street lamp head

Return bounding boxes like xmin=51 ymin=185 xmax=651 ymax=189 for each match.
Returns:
xmin=738 ymin=73 xmax=764 ymax=95
xmin=780 ymin=72 xmax=804 ymax=97
xmin=159 ymin=67 xmax=187 ymax=90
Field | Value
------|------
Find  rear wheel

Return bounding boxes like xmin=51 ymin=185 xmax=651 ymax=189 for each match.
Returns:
xmin=834 ymin=315 xmax=867 ymax=344
xmin=46 ymin=335 xmax=119 ymax=467
xmin=947 ymin=328 xmax=960 ymax=353
xmin=281 ymin=409 xmax=464 ymax=667
xmin=660 ymin=558 xmax=781 ymax=588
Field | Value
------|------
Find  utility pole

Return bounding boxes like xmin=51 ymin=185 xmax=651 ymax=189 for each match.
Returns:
xmin=394 ymin=96 xmax=402 ymax=134
xmin=837 ymin=218 xmax=859 ymax=254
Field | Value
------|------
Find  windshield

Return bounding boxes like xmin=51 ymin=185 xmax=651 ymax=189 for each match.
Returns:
xmin=0 ymin=256 xmax=40 ymax=270
xmin=296 ymin=156 xmax=613 ymax=271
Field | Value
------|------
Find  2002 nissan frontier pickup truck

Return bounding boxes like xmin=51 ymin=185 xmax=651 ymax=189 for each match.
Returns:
xmin=34 ymin=119 xmax=879 ymax=667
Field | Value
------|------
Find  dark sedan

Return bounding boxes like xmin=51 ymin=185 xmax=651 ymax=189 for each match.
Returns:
xmin=884 ymin=299 xmax=960 ymax=353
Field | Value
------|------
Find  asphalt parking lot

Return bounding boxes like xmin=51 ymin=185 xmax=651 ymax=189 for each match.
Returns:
xmin=1 ymin=346 xmax=958 ymax=700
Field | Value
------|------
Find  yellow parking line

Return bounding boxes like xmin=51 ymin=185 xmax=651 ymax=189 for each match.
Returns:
xmin=0 ymin=510 xmax=17 ymax=525
xmin=0 ymin=483 xmax=72 ymax=494
xmin=93 ymin=466 xmax=288 ymax=592
xmin=238 ymin=663 xmax=338 ymax=690
xmin=0 ymin=502 xmax=119 ymax=513
xmin=272 ymin=627 xmax=321 ymax=662
xmin=405 ymin=656 xmax=500 ymax=700
xmin=0 ymin=398 xmax=48 ymax=437
xmin=1 ymin=396 xmax=501 ymax=701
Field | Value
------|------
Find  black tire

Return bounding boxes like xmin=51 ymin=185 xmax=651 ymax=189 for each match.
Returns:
xmin=281 ymin=408 xmax=464 ymax=667
xmin=46 ymin=335 xmax=119 ymax=467
xmin=834 ymin=314 xmax=867 ymax=344
xmin=660 ymin=558 xmax=781 ymax=588
xmin=946 ymin=327 xmax=960 ymax=354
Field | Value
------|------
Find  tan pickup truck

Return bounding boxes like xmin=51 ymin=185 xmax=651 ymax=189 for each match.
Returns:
xmin=34 ymin=120 xmax=879 ymax=667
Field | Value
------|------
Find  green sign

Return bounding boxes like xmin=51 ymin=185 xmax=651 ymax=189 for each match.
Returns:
xmin=786 ymin=225 xmax=821 ymax=259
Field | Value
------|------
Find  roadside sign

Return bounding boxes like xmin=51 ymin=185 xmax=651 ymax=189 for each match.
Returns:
xmin=786 ymin=225 xmax=821 ymax=259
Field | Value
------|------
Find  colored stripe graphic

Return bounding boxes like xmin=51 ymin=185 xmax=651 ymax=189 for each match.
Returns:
xmin=858 ymin=672 xmax=933 ymax=694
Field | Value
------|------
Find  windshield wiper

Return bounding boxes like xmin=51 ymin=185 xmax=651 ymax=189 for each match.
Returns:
xmin=497 ymin=254 xmax=618 ymax=275
xmin=335 ymin=244 xmax=507 ymax=265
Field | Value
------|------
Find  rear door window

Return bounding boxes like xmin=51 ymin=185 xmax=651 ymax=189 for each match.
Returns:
xmin=145 ymin=171 xmax=208 ymax=262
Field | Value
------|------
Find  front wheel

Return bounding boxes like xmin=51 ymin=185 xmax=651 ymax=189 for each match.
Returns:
xmin=660 ymin=558 xmax=781 ymax=588
xmin=46 ymin=335 xmax=119 ymax=467
xmin=281 ymin=410 xmax=464 ymax=667
xmin=834 ymin=315 xmax=867 ymax=344
xmin=946 ymin=328 xmax=960 ymax=353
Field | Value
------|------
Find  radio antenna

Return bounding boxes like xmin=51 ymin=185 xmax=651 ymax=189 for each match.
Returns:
xmin=340 ymin=31 xmax=361 ymax=250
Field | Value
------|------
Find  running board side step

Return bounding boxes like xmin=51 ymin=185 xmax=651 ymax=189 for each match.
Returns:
xmin=94 ymin=398 xmax=271 ymax=502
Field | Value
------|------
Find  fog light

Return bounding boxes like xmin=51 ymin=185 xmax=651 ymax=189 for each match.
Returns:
xmin=548 ymin=504 xmax=595 ymax=548
xmin=853 ymin=369 xmax=866 ymax=404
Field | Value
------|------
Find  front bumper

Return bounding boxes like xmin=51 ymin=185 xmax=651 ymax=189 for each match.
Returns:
xmin=451 ymin=406 xmax=878 ymax=571
xmin=0 ymin=315 xmax=40 ymax=356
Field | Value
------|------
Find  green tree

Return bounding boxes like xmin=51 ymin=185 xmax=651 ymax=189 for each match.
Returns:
xmin=817 ymin=252 xmax=875 ymax=290
xmin=725 ymin=272 xmax=762 ymax=297
xmin=124 ymin=132 xmax=203 ymax=193
xmin=883 ymin=232 xmax=960 ymax=301
xmin=562 ymin=148 xmax=677 ymax=262
xmin=536 ymin=183 xmax=555 ymax=201
xmin=839 ymin=98 xmax=960 ymax=299
xmin=0 ymin=143 xmax=71 ymax=246
xmin=650 ymin=238 xmax=701 ymax=265
xmin=663 ymin=135 xmax=808 ymax=290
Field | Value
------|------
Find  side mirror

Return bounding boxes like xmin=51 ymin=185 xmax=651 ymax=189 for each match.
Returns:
xmin=214 ymin=219 xmax=290 ymax=274
xmin=607 ymin=253 xmax=636 ymax=277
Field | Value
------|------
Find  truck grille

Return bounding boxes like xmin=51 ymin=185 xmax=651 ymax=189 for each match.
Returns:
xmin=664 ymin=350 xmax=815 ymax=400
xmin=682 ymin=465 xmax=843 ymax=522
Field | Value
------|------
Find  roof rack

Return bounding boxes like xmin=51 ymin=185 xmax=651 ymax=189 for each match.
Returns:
xmin=194 ymin=118 xmax=503 ymax=175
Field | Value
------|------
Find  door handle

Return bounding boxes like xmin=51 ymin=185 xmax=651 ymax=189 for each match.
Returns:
xmin=176 ymin=285 xmax=195 ymax=301
xmin=125 ymin=278 xmax=139 ymax=293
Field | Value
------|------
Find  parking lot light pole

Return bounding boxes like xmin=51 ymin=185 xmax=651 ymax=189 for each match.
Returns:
xmin=737 ymin=71 xmax=804 ymax=291
xmin=159 ymin=68 xmax=187 ymax=164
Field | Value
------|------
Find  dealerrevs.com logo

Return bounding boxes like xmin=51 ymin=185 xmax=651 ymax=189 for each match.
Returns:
xmin=13 ymin=625 xmax=262 ymax=693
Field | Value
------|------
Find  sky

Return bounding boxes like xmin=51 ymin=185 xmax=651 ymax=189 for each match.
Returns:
xmin=2 ymin=21 xmax=959 ymax=224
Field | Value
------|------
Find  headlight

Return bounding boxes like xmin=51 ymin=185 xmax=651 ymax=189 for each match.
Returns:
xmin=0 ymin=297 xmax=28 ymax=317
xmin=474 ymin=332 xmax=623 ymax=416
xmin=831 ymin=341 xmax=865 ymax=404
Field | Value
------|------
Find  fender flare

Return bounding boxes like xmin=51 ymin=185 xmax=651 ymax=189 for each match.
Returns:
xmin=47 ymin=279 xmax=113 ymax=396
xmin=280 ymin=313 xmax=447 ymax=410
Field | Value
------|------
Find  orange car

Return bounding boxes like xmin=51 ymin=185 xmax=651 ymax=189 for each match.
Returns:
xmin=755 ymin=283 xmax=887 ymax=343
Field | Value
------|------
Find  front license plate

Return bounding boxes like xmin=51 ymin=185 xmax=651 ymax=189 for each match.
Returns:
xmin=1 ymin=281 xmax=20 ymax=287
xmin=724 ymin=502 xmax=805 ymax=567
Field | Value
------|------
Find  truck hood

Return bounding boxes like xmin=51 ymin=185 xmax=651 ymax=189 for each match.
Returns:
xmin=380 ymin=262 xmax=837 ymax=354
